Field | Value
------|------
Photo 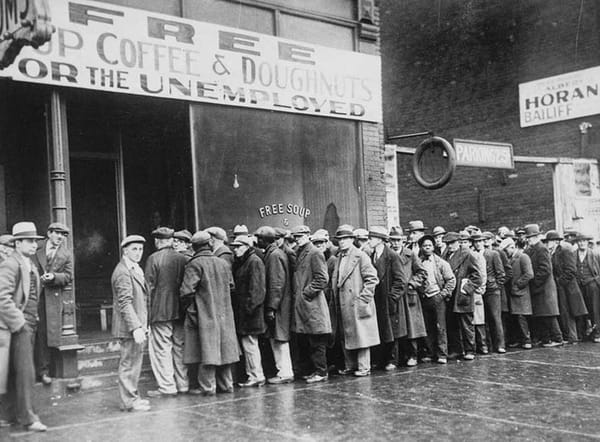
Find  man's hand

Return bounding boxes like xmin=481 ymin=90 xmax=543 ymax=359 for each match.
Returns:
xmin=266 ymin=310 xmax=275 ymax=322
xmin=41 ymin=273 xmax=55 ymax=282
xmin=132 ymin=327 xmax=146 ymax=344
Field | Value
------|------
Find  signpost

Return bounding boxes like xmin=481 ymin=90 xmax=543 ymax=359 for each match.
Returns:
xmin=453 ymin=139 xmax=514 ymax=169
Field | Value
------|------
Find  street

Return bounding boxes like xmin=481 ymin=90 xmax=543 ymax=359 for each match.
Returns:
xmin=6 ymin=342 xmax=600 ymax=441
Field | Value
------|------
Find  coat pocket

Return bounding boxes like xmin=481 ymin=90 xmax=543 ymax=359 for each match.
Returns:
xmin=357 ymin=301 xmax=373 ymax=319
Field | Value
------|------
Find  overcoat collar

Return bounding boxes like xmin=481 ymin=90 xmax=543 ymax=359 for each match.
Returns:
xmin=373 ymin=245 xmax=392 ymax=279
xmin=335 ymin=246 xmax=361 ymax=287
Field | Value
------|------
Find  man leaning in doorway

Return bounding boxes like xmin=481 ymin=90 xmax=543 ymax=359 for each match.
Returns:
xmin=0 ymin=222 xmax=47 ymax=432
xmin=145 ymin=227 xmax=189 ymax=397
xmin=112 ymin=235 xmax=151 ymax=412
xmin=31 ymin=222 xmax=73 ymax=386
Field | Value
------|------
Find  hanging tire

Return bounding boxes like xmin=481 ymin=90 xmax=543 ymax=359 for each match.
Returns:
xmin=412 ymin=136 xmax=456 ymax=190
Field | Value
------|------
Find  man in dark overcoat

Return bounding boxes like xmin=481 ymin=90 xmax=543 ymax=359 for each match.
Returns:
xmin=180 ymin=231 xmax=239 ymax=395
xmin=443 ymin=232 xmax=484 ymax=360
xmin=290 ymin=225 xmax=331 ymax=383
xmin=111 ymin=235 xmax=151 ymax=412
xmin=256 ymin=226 xmax=293 ymax=384
xmin=524 ymin=224 xmax=563 ymax=347
xmin=545 ymin=230 xmax=587 ymax=343
xmin=207 ymin=227 xmax=233 ymax=268
xmin=144 ymin=227 xmax=189 ymax=397
xmin=231 ymin=235 xmax=267 ymax=387
xmin=0 ymin=222 xmax=47 ymax=432
xmin=367 ymin=226 xmax=403 ymax=370
xmin=574 ymin=233 xmax=600 ymax=343
xmin=31 ymin=222 xmax=73 ymax=385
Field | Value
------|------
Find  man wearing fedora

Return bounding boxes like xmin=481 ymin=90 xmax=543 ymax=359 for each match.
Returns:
xmin=0 ymin=222 xmax=47 ymax=432
xmin=145 ymin=227 xmax=189 ymax=398
xmin=432 ymin=226 xmax=447 ymax=257
xmin=524 ymin=224 xmax=563 ymax=347
xmin=290 ymin=225 xmax=331 ymax=383
xmin=180 ymin=231 xmax=240 ymax=395
xmin=31 ymin=222 xmax=73 ymax=386
xmin=230 ymin=235 xmax=267 ymax=387
xmin=112 ymin=235 xmax=151 ymax=412
xmin=574 ymin=233 xmax=600 ymax=342
xmin=330 ymin=225 xmax=379 ymax=376
xmin=545 ymin=231 xmax=588 ymax=344
xmin=407 ymin=220 xmax=426 ymax=255
xmin=368 ymin=226 xmax=403 ymax=370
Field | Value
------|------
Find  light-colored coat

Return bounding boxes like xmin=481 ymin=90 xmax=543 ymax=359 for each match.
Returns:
xmin=111 ymin=259 xmax=148 ymax=338
xmin=331 ymin=246 xmax=380 ymax=350
xmin=509 ymin=249 xmax=534 ymax=315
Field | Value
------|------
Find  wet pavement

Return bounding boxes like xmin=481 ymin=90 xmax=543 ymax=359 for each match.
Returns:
xmin=5 ymin=343 xmax=600 ymax=441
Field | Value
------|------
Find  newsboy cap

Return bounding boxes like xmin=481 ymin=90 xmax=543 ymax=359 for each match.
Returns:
xmin=152 ymin=227 xmax=174 ymax=239
xmin=47 ymin=222 xmax=70 ymax=234
xmin=336 ymin=225 xmax=355 ymax=239
xmin=291 ymin=225 xmax=311 ymax=236
xmin=255 ymin=226 xmax=277 ymax=240
xmin=0 ymin=234 xmax=15 ymax=247
xmin=191 ymin=230 xmax=211 ymax=246
xmin=174 ymin=229 xmax=192 ymax=242
xmin=443 ymin=232 xmax=460 ymax=243
xmin=12 ymin=222 xmax=44 ymax=240
xmin=121 ymin=234 xmax=146 ymax=248
xmin=368 ymin=226 xmax=389 ymax=241
xmin=407 ymin=220 xmax=426 ymax=232
xmin=206 ymin=226 xmax=227 ymax=242
xmin=274 ymin=227 xmax=288 ymax=238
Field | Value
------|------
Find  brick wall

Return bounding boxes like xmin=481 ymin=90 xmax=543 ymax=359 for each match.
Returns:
xmin=380 ymin=0 xmax=600 ymax=232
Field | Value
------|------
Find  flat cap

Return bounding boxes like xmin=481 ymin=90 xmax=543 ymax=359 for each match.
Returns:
xmin=336 ymin=225 xmax=355 ymax=239
xmin=443 ymin=232 xmax=460 ymax=243
xmin=173 ymin=229 xmax=192 ymax=242
xmin=206 ymin=226 xmax=227 ymax=242
xmin=121 ymin=234 xmax=146 ymax=248
xmin=0 ymin=234 xmax=15 ymax=247
xmin=291 ymin=225 xmax=311 ymax=236
xmin=152 ymin=227 xmax=174 ymax=239
xmin=48 ymin=222 xmax=70 ymax=234
xmin=368 ymin=226 xmax=389 ymax=241
xmin=353 ymin=228 xmax=368 ymax=240
xmin=191 ymin=230 xmax=211 ymax=246
xmin=274 ymin=227 xmax=288 ymax=238
xmin=230 ymin=235 xmax=253 ymax=247
xmin=255 ymin=226 xmax=277 ymax=239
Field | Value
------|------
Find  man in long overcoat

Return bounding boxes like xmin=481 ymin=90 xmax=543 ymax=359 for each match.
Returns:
xmin=256 ymin=226 xmax=293 ymax=384
xmin=443 ymin=232 xmax=485 ymax=360
xmin=524 ymin=224 xmax=563 ymax=347
xmin=290 ymin=225 xmax=331 ymax=383
xmin=330 ymin=225 xmax=379 ymax=376
xmin=144 ymin=227 xmax=189 ymax=397
xmin=574 ymin=233 xmax=600 ymax=343
xmin=180 ymin=231 xmax=240 ymax=395
xmin=367 ymin=226 xmax=403 ymax=370
xmin=545 ymin=230 xmax=588 ymax=343
xmin=231 ymin=235 xmax=267 ymax=387
xmin=502 ymin=238 xmax=534 ymax=348
xmin=207 ymin=227 xmax=233 ymax=268
xmin=32 ymin=222 xmax=73 ymax=385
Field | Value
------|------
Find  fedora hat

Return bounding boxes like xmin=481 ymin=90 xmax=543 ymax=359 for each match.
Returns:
xmin=432 ymin=226 xmax=446 ymax=236
xmin=470 ymin=232 xmax=485 ymax=241
xmin=310 ymin=230 xmax=329 ymax=244
xmin=291 ymin=225 xmax=311 ymax=237
xmin=230 ymin=235 xmax=253 ymax=247
xmin=12 ymin=222 xmax=44 ymax=240
xmin=335 ymin=224 xmax=355 ymax=239
xmin=458 ymin=230 xmax=471 ymax=241
xmin=389 ymin=226 xmax=403 ymax=240
xmin=368 ymin=226 xmax=389 ymax=241
xmin=233 ymin=224 xmax=249 ymax=236
xmin=443 ymin=232 xmax=460 ymax=243
xmin=353 ymin=228 xmax=368 ymax=240
xmin=407 ymin=220 xmax=426 ymax=232
xmin=574 ymin=233 xmax=593 ymax=242
xmin=543 ymin=230 xmax=563 ymax=242
xmin=524 ymin=224 xmax=541 ymax=238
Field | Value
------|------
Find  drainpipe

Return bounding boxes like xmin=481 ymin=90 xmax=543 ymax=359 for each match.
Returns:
xmin=579 ymin=122 xmax=592 ymax=157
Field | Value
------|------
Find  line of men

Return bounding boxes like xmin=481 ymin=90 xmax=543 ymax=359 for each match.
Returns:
xmin=112 ymin=219 xmax=600 ymax=414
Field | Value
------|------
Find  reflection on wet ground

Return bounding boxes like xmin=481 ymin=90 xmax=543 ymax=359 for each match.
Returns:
xmin=9 ymin=343 xmax=600 ymax=441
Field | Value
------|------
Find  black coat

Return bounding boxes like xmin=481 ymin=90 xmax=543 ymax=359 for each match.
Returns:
xmin=526 ymin=241 xmax=559 ymax=316
xmin=372 ymin=245 xmax=403 ymax=343
xmin=552 ymin=244 xmax=587 ymax=317
xmin=232 ymin=249 xmax=267 ymax=336
xmin=446 ymin=248 xmax=484 ymax=314
xmin=263 ymin=243 xmax=292 ymax=341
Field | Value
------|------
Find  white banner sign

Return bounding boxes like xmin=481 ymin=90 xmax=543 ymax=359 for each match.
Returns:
xmin=0 ymin=0 xmax=382 ymax=122
xmin=453 ymin=139 xmax=514 ymax=169
xmin=519 ymin=66 xmax=600 ymax=127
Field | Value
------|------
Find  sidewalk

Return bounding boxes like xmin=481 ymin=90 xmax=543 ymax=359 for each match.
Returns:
xmin=6 ymin=343 xmax=600 ymax=441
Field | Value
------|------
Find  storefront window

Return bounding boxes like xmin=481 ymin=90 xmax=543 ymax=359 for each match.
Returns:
xmin=191 ymin=104 xmax=363 ymax=236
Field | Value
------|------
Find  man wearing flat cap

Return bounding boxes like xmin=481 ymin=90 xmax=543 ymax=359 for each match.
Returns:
xmin=145 ymin=227 xmax=189 ymax=397
xmin=290 ymin=225 xmax=331 ymax=383
xmin=32 ymin=222 xmax=73 ymax=386
xmin=180 ymin=231 xmax=239 ymax=395
xmin=367 ymin=226 xmax=403 ymax=370
xmin=0 ymin=222 xmax=47 ymax=432
xmin=574 ymin=232 xmax=600 ymax=343
xmin=206 ymin=227 xmax=233 ymax=268
xmin=112 ymin=235 xmax=151 ymax=412
xmin=173 ymin=230 xmax=193 ymax=260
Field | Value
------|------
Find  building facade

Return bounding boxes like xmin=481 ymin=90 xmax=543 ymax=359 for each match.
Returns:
xmin=0 ymin=0 xmax=386 ymax=377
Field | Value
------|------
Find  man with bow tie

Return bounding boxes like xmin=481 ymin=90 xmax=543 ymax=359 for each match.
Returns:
xmin=31 ymin=222 xmax=73 ymax=386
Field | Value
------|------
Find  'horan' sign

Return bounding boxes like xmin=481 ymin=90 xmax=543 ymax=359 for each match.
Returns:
xmin=453 ymin=139 xmax=514 ymax=169
xmin=0 ymin=0 xmax=382 ymax=122
xmin=519 ymin=66 xmax=600 ymax=128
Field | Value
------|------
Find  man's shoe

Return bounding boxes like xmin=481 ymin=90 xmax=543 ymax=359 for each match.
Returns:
xmin=419 ymin=356 xmax=432 ymax=363
xmin=542 ymin=341 xmax=564 ymax=348
xmin=593 ymin=337 xmax=600 ymax=343
xmin=522 ymin=343 xmax=532 ymax=349
xmin=188 ymin=388 xmax=204 ymax=395
xmin=267 ymin=376 xmax=294 ymax=385
xmin=497 ymin=347 xmax=506 ymax=354
xmin=122 ymin=402 xmax=151 ymax=412
xmin=301 ymin=372 xmax=316 ymax=380
xmin=353 ymin=369 xmax=370 ymax=377
xmin=237 ymin=379 xmax=266 ymax=388
xmin=217 ymin=387 xmax=234 ymax=394
xmin=507 ymin=342 xmax=520 ymax=348
xmin=305 ymin=373 xmax=328 ymax=384
xmin=337 ymin=368 xmax=354 ymax=376
xmin=406 ymin=357 xmax=417 ymax=367
xmin=146 ymin=390 xmax=177 ymax=398
xmin=384 ymin=363 xmax=397 ymax=372
xmin=40 ymin=374 xmax=52 ymax=386
xmin=480 ymin=348 xmax=489 ymax=355
xmin=26 ymin=421 xmax=47 ymax=432
xmin=463 ymin=353 xmax=475 ymax=361
xmin=0 ymin=419 xmax=13 ymax=428
xmin=437 ymin=357 xmax=447 ymax=364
